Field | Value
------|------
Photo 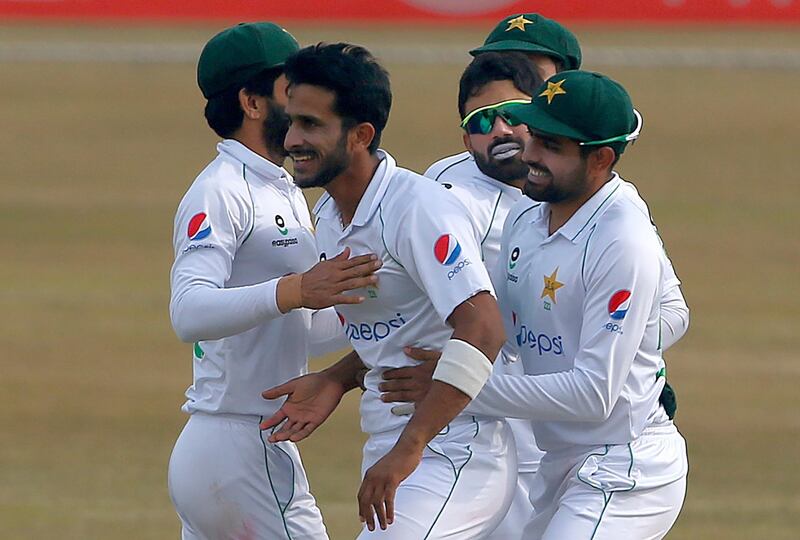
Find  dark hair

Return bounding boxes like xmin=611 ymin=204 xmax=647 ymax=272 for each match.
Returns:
xmin=283 ymin=43 xmax=392 ymax=153
xmin=204 ymin=66 xmax=284 ymax=138
xmin=458 ymin=52 xmax=544 ymax=118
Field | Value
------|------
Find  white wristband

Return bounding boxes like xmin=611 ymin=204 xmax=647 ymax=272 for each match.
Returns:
xmin=431 ymin=338 xmax=493 ymax=400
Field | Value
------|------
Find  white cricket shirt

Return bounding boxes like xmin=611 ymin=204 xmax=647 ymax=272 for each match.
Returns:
xmin=426 ymin=152 xmax=545 ymax=471
xmin=476 ymin=174 xmax=672 ymax=451
xmin=170 ymin=139 xmax=343 ymax=417
xmin=314 ymin=150 xmax=495 ymax=436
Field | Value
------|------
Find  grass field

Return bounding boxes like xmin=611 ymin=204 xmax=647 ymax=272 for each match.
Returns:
xmin=1 ymin=22 xmax=799 ymax=539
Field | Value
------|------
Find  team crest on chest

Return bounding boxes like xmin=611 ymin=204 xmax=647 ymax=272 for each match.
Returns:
xmin=541 ymin=267 xmax=564 ymax=310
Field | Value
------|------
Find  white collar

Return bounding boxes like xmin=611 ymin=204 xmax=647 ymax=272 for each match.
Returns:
xmin=217 ymin=139 xmax=290 ymax=184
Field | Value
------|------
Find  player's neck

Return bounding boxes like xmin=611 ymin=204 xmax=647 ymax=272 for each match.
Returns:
xmin=325 ymin=153 xmax=381 ymax=228
xmin=547 ymin=173 xmax=612 ymax=235
xmin=232 ymin=129 xmax=286 ymax=168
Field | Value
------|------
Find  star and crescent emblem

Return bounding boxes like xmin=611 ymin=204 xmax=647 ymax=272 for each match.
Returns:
xmin=538 ymin=79 xmax=567 ymax=105
xmin=505 ymin=15 xmax=534 ymax=32
xmin=541 ymin=268 xmax=565 ymax=303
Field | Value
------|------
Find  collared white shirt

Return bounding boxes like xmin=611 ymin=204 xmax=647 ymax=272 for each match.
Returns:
xmin=314 ymin=150 xmax=494 ymax=435
xmin=426 ymin=152 xmax=523 ymax=267
xmin=426 ymin=152 xmax=547 ymax=470
xmin=478 ymin=174 xmax=671 ymax=451
xmin=170 ymin=139 xmax=333 ymax=417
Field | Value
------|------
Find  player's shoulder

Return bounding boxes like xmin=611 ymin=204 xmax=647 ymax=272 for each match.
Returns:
xmin=424 ymin=151 xmax=473 ymax=183
xmin=385 ymin=165 xmax=466 ymax=214
xmin=181 ymin=152 xmax=249 ymax=206
xmin=589 ymin=178 xmax=661 ymax=251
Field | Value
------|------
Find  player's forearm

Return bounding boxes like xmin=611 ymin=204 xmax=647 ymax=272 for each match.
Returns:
xmin=465 ymin=369 xmax=620 ymax=422
xmin=448 ymin=291 xmax=506 ymax=361
xmin=394 ymin=381 xmax=472 ymax=451
xmin=170 ymin=278 xmax=282 ymax=342
xmin=659 ymin=285 xmax=690 ymax=350
xmin=321 ymin=349 xmax=366 ymax=394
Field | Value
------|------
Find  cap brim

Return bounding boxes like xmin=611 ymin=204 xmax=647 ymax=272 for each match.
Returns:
xmin=505 ymin=102 xmax=589 ymax=142
xmin=470 ymin=40 xmax=565 ymax=62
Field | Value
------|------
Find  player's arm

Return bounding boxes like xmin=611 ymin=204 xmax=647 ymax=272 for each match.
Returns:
xmin=358 ymin=292 xmax=504 ymax=531
xmin=463 ymin=232 xmax=661 ymax=422
xmin=379 ymin=227 xmax=520 ymax=408
xmin=171 ymin=219 xmax=380 ymax=344
xmin=659 ymin=264 xmax=689 ymax=350
xmin=357 ymin=190 xmax=504 ymax=531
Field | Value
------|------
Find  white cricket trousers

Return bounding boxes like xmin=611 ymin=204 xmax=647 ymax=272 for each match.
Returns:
xmin=168 ymin=412 xmax=328 ymax=540
xmin=524 ymin=422 xmax=688 ymax=540
xmin=358 ymin=416 xmax=517 ymax=539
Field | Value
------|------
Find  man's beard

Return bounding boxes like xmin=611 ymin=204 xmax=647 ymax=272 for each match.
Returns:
xmin=522 ymin=160 xmax=589 ymax=203
xmin=473 ymin=137 xmax=529 ymax=185
xmin=263 ymin=100 xmax=290 ymax=159
xmin=292 ymin=133 xmax=351 ymax=189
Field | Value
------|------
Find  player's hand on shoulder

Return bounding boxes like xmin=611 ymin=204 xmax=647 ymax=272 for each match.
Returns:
xmin=301 ymin=247 xmax=382 ymax=309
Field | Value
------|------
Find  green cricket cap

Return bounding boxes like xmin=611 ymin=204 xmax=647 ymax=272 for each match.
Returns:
xmin=506 ymin=70 xmax=641 ymax=153
xmin=470 ymin=13 xmax=581 ymax=71
xmin=197 ymin=22 xmax=299 ymax=99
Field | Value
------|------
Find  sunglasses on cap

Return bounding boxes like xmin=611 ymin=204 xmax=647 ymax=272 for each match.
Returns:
xmin=460 ymin=98 xmax=532 ymax=135
xmin=578 ymin=109 xmax=644 ymax=146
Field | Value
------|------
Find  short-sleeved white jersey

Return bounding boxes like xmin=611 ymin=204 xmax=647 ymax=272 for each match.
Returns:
xmin=426 ymin=152 xmax=546 ymax=471
xmin=170 ymin=140 xmax=322 ymax=417
xmin=425 ymin=152 xmax=523 ymax=267
xmin=313 ymin=150 xmax=495 ymax=436
xmin=494 ymin=174 xmax=670 ymax=451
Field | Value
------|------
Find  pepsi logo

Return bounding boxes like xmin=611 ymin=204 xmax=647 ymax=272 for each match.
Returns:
xmin=608 ymin=290 xmax=632 ymax=320
xmin=434 ymin=234 xmax=462 ymax=266
xmin=187 ymin=212 xmax=211 ymax=241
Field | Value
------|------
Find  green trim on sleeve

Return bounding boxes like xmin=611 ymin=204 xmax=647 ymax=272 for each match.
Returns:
xmin=241 ymin=164 xmax=256 ymax=246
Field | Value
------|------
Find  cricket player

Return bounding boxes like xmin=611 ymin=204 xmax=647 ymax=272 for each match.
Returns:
xmin=489 ymin=70 xmax=688 ymax=538
xmin=261 ymin=43 xmax=517 ymax=538
xmin=382 ymin=16 xmax=689 ymax=539
xmin=167 ymin=23 xmax=380 ymax=540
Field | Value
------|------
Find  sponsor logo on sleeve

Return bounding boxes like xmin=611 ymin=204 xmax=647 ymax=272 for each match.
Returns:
xmin=434 ymin=234 xmax=462 ymax=265
xmin=319 ymin=252 xmax=327 ymax=261
xmin=434 ymin=233 xmax=472 ymax=280
xmin=187 ymin=212 xmax=211 ymax=240
xmin=603 ymin=289 xmax=632 ymax=334
xmin=608 ymin=290 xmax=631 ymax=320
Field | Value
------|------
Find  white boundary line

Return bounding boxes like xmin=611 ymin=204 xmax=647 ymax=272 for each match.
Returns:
xmin=1 ymin=42 xmax=799 ymax=70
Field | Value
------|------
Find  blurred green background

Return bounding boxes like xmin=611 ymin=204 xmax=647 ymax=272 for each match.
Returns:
xmin=1 ymin=23 xmax=798 ymax=539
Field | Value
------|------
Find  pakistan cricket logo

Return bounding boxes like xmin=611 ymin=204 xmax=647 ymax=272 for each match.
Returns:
xmin=275 ymin=214 xmax=288 ymax=236
xmin=509 ymin=247 xmax=520 ymax=270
